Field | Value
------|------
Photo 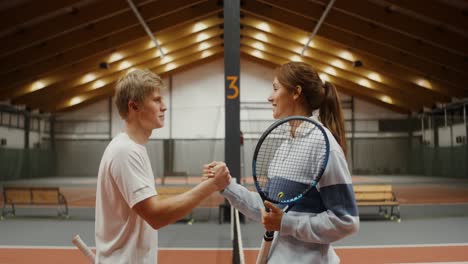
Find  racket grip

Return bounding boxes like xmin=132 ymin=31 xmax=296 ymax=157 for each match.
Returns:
xmin=256 ymin=236 xmax=273 ymax=264
xmin=72 ymin=234 xmax=95 ymax=264
xmin=264 ymin=231 xmax=274 ymax=241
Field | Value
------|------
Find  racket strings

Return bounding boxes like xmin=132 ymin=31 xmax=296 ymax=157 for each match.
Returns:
xmin=255 ymin=120 xmax=328 ymax=203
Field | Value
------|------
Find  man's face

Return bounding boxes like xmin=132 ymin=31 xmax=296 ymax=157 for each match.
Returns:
xmin=137 ymin=90 xmax=167 ymax=130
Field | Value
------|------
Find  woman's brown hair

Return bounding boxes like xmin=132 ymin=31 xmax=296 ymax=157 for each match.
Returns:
xmin=275 ymin=62 xmax=347 ymax=156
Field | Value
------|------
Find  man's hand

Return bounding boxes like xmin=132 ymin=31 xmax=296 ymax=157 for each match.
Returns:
xmin=261 ymin=201 xmax=283 ymax=231
xmin=202 ymin=161 xmax=217 ymax=181
xmin=202 ymin=161 xmax=231 ymax=191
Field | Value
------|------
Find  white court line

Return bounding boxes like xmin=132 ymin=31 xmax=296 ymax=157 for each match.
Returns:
xmin=334 ymin=243 xmax=468 ymax=249
xmin=0 ymin=245 xmax=90 ymax=250
xmin=1 ymin=242 xmax=468 ymax=250
xmin=157 ymin=243 xmax=468 ymax=250
xmin=395 ymin=263 xmax=468 ymax=264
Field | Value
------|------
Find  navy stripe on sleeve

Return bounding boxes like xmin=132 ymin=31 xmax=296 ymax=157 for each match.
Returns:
xmin=319 ymin=184 xmax=358 ymax=217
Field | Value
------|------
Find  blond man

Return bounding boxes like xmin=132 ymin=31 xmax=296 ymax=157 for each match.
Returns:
xmin=95 ymin=69 xmax=231 ymax=263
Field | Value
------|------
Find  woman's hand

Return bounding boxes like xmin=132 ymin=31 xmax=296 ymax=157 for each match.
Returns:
xmin=261 ymin=201 xmax=283 ymax=231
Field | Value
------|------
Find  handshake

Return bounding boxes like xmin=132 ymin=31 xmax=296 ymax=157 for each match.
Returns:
xmin=201 ymin=161 xmax=232 ymax=192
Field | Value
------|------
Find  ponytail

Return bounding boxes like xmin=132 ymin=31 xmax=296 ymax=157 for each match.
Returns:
xmin=274 ymin=61 xmax=347 ymax=155
xmin=319 ymin=82 xmax=347 ymax=156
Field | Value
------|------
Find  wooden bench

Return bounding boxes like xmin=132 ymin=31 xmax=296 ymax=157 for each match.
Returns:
xmin=354 ymin=184 xmax=400 ymax=221
xmin=1 ymin=187 xmax=69 ymax=218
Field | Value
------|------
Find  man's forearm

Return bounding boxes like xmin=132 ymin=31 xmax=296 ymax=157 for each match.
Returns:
xmin=144 ymin=180 xmax=217 ymax=229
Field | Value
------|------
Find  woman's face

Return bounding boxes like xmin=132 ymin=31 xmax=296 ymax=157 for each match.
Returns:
xmin=267 ymin=77 xmax=297 ymax=119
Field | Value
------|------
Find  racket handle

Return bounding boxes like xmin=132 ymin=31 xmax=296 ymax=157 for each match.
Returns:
xmin=256 ymin=231 xmax=274 ymax=264
xmin=72 ymin=234 xmax=95 ymax=263
xmin=256 ymin=235 xmax=273 ymax=264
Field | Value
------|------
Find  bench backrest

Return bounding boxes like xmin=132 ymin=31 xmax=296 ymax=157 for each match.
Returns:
xmin=353 ymin=184 xmax=396 ymax=202
xmin=354 ymin=192 xmax=394 ymax=201
xmin=353 ymin=184 xmax=392 ymax=193
xmin=3 ymin=187 xmax=60 ymax=205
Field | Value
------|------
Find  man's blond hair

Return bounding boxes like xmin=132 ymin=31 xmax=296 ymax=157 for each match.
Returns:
xmin=114 ymin=69 xmax=164 ymax=119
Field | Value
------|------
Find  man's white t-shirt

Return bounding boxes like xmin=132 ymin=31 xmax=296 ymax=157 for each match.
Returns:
xmin=95 ymin=133 xmax=158 ymax=263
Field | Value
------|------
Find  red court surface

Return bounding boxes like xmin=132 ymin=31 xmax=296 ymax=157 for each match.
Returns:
xmin=1 ymin=176 xmax=468 ymax=263
xmin=1 ymin=244 xmax=467 ymax=264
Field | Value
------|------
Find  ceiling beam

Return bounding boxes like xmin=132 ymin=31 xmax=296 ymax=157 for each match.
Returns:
xmin=385 ymin=0 xmax=468 ymax=35
xmin=0 ymin=16 xmax=223 ymax=96
xmin=17 ymin=37 xmax=224 ymax=110
xmin=0 ymin=8 xmax=221 ymax=99
xmin=52 ymin=47 xmax=409 ymax=114
xmin=242 ymin=0 xmax=468 ymax=89
xmin=307 ymin=0 xmax=468 ymax=55
xmin=3 ymin=25 xmax=223 ymax=102
xmin=241 ymin=44 xmax=420 ymax=112
xmin=0 ymin=0 xmax=149 ymax=57
xmin=0 ymin=0 xmax=79 ymax=33
xmin=0 ymin=0 xmax=219 ymax=75
xmin=241 ymin=26 xmax=451 ymax=104
xmin=16 ymin=38 xmax=223 ymax=106
xmin=241 ymin=36 xmax=432 ymax=107
xmin=240 ymin=49 xmax=410 ymax=114
xmin=241 ymin=16 xmax=467 ymax=98
xmin=258 ymin=0 xmax=467 ymax=72
xmin=50 ymin=49 xmax=224 ymax=113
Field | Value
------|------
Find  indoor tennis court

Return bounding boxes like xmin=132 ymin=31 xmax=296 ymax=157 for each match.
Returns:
xmin=1 ymin=0 xmax=467 ymax=263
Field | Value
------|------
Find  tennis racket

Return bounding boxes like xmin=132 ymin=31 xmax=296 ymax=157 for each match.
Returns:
xmin=253 ymin=116 xmax=330 ymax=264
xmin=72 ymin=234 xmax=95 ymax=263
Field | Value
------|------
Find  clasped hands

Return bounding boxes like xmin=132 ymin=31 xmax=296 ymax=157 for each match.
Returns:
xmin=200 ymin=161 xmax=231 ymax=192
xmin=202 ymin=161 xmax=283 ymax=232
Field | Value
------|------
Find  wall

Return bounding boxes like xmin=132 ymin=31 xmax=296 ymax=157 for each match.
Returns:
xmin=4 ymin=57 xmax=463 ymax=179
xmin=0 ymin=127 xmax=26 ymax=148
xmin=0 ymin=122 xmax=43 ymax=148
xmin=0 ymin=124 xmax=52 ymax=181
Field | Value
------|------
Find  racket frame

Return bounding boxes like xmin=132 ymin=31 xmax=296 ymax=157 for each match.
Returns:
xmin=252 ymin=116 xmax=330 ymax=264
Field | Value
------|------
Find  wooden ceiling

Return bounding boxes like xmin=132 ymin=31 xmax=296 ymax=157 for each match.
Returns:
xmin=0 ymin=0 xmax=467 ymax=114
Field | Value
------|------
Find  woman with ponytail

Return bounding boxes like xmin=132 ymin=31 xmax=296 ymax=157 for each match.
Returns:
xmin=205 ymin=62 xmax=359 ymax=263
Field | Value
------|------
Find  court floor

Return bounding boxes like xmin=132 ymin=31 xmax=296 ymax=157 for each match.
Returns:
xmin=1 ymin=175 xmax=468 ymax=263
xmin=1 ymin=244 xmax=468 ymax=264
